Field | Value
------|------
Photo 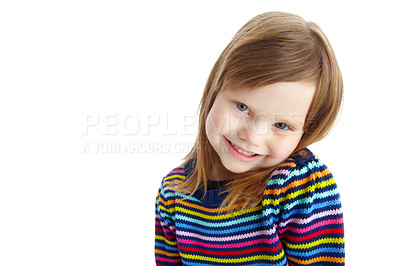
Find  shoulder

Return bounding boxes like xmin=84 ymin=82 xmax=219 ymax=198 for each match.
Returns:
xmin=264 ymin=147 xmax=339 ymax=203
xmin=157 ymin=159 xmax=193 ymax=197
xmin=269 ymin=147 xmax=333 ymax=185
xmin=159 ymin=163 xmax=186 ymax=188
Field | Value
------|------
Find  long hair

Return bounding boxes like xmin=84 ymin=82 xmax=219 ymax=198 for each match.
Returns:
xmin=173 ymin=12 xmax=343 ymax=213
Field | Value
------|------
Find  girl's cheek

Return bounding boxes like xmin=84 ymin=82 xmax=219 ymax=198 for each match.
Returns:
xmin=206 ymin=109 xmax=229 ymax=136
xmin=226 ymin=113 xmax=241 ymax=134
xmin=269 ymin=135 xmax=300 ymax=156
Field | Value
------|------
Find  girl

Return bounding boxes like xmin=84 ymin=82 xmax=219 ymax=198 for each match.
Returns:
xmin=155 ymin=12 xmax=344 ymax=265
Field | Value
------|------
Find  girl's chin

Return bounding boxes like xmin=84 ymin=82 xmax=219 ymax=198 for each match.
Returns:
xmin=221 ymin=155 xmax=278 ymax=173
xmin=221 ymin=160 xmax=255 ymax=173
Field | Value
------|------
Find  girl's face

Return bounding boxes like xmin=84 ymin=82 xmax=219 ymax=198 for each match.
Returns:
xmin=205 ymin=81 xmax=315 ymax=175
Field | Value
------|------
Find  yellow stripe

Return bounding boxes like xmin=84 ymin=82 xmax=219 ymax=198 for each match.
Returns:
xmin=158 ymin=204 xmax=175 ymax=214
xmin=155 ymin=235 xmax=177 ymax=246
xmin=177 ymin=199 xmax=243 ymax=213
xmin=285 ymin=237 xmax=344 ymax=249
xmin=264 ymin=168 xmax=331 ymax=196
xmin=164 ymin=174 xmax=185 ymax=181
xmin=287 ymin=255 xmax=345 ymax=264
xmin=175 ymin=205 xmax=262 ymax=220
xmin=282 ymin=177 xmax=336 ymax=202
xmin=263 ymin=176 xmax=336 ymax=206
xmin=160 ymin=197 xmax=250 ymax=216
xmin=181 ymin=249 xmax=285 ymax=263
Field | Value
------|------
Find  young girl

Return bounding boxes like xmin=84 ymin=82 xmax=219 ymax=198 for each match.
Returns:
xmin=155 ymin=12 xmax=344 ymax=265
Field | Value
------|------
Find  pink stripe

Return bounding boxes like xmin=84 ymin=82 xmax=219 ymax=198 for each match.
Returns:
xmin=160 ymin=220 xmax=176 ymax=231
xmin=177 ymin=229 xmax=276 ymax=242
xmin=155 ymin=256 xmax=181 ymax=263
xmin=156 ymin=214 xmax=176 ymax=231
xmin=272 ymin=169 xmax=290 ymax=177
xmin=169 ymin=169 xmax=185 ymax=174
xmin=159 ymin=226 xmax=174 ymax=234
xmin=279 ymin=208 xmax=342 ymax=227
xmin=178 ymin=235 xmax=280 ymax=249
xmin=163 ymin=186 xmax=174 ymax=192
xmin=279 ymin=218 xmax=343 ymax=234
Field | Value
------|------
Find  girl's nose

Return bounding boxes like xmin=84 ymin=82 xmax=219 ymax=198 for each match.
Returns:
xmin=237 ymin=119 xmax=270 ymax=148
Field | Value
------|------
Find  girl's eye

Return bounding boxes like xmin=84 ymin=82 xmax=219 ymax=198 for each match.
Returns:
xmin=274 ymin=122 xmax=289 ymax=130
xmin=236 ymin=102 xmax=249 ymax=114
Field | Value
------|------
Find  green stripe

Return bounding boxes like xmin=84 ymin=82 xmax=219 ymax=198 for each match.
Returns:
xmin=289 ymin=161 xmax=323 ymax=179
xmin=267 ymin=160 xmax=323 ymax=186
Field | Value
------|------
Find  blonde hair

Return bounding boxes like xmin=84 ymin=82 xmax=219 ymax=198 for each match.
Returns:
xmin=173 ymin=12 xmax=343 ymax=212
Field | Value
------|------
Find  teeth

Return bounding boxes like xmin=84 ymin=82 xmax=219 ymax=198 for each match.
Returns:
xmin=232 ymin=143 xmax=255 ymax=157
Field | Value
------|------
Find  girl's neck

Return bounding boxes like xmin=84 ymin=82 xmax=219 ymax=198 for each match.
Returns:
xmin=208 ymin=162 xmax=233 ymax=181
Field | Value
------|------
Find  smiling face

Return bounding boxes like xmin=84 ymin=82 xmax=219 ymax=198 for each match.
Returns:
xmin=205 ymin=81 xmax=316 ymax=176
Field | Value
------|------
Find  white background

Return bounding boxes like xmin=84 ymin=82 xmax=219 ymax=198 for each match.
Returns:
xmin=1 ymin=0 xmax=399 ymax=265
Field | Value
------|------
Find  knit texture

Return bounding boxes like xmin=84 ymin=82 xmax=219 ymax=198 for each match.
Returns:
xmin=155 ymin=148 xmax=345 ymax=265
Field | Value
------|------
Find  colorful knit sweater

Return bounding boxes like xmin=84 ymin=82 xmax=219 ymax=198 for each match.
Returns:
xmin=155 ymin=148 xmax=345 ymax=265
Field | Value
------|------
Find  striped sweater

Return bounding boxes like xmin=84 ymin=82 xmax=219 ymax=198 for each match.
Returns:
xmin=155 ymin=148 xmax=345 ymax=265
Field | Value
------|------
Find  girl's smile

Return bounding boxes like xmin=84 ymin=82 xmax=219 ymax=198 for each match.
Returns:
xmin=205 ymin=81 xmax=316 ymax=176
xmin=224 ymin=136 xmax=264 ymax=162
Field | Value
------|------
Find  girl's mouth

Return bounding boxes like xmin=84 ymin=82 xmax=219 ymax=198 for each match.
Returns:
xmin=224 ymin=137 xmax=263 ymax=162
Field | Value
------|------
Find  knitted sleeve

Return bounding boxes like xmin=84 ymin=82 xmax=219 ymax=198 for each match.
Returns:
xmin=155 ymin=171 xmax=184 ymax=266
xmin=276 ymin=157 xmax=345 ymax=265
